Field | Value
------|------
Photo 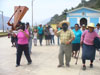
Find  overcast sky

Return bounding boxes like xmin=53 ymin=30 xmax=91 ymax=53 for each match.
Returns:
xmin=0 ymin=0 xmax=89 ymax=25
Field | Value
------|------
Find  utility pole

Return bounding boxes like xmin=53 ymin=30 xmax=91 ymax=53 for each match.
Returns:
xmin=0 ymin=10 xmax=4 ymax=32
xmin=32 ymin=0 xmax=35 ymax=28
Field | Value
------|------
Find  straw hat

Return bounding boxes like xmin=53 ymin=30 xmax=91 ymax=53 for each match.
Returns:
xmin=82 ymin=24 xmax=86 ymax=27
xmin=59 ymin=20 xmax=70 ymax=27
xmin=88 ymin=23 xmax=95 ymax=28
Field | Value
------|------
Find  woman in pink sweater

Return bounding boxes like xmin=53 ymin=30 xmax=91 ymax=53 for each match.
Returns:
xmin=16 ymin=23 xmax=32 ymax=67
xmin=80 ymin=23 xmax=99 ymax=70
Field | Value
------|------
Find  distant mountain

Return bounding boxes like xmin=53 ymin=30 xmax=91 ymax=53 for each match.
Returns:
xmin=47 ymin=14 xmax=66 ymax=25
xmin=0 ymin=14 xmax=11 ymax=31
xmin=39 ymin=17 xmax=51 ymax=25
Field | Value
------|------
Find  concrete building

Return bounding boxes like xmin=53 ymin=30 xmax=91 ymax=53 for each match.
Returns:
xmin=66 ymin=7 xmax=100 ymax=28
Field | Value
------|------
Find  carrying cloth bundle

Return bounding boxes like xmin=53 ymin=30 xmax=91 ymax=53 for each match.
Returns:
xmin=93 ymin=37 xmax=100 ymax=50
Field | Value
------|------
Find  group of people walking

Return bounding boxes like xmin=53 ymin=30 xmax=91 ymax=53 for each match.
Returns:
xmin=56 ymin=20 xmax=100 ymax=70
xmin=7 ymin=20 xmax=100 ymax=71
xmin=8 ymin=21 xmax=59 ymax=67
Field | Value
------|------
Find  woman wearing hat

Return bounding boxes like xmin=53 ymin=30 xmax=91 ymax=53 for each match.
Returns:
xmin=56 ymin=20 xmax=75 ymax=67
xmin=80 ymin=23 xmax=99 ymax=70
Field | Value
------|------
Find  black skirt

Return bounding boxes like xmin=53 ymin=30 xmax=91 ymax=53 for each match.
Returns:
xmin=72 ymin=43 xmax=80 ymax=51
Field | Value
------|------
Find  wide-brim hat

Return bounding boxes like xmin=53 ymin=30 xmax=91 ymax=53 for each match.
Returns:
xmin=82 ymin=24 xmax=86 ymax=27
xmin=59 ymin=20 xmax=70 ymax=27
xmin=88 ymin=23 xmax=95 ymax=28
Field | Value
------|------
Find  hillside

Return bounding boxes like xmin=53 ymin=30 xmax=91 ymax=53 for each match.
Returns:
xmin=47 ymin=0 xmax=100 ymax=25
xmin=76 ymin=0 xmax=100 ymax=9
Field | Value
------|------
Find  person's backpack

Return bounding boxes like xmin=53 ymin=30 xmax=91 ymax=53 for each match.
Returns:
xmin=93 ymin=37 xmax=100 ymax=50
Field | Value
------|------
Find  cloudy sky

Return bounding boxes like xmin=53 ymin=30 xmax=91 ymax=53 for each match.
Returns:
xmin=0 ymin=0 xmax=89 ymax=25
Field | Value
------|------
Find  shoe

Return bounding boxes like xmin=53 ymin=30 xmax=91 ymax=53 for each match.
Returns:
xmin=74 ymin=56 xmax=78 ymax=59
xmin=75 ymin=57 xmax=78 ymax=59
xmin=34 ymin=44 xmax=37 ymax=46
xmin=72 ymin=53 xmax=74 ymax=57
xmin=14 ymin=45 xmax=16 ymax=47
xmin=82 ymin=65 xmax=86 ymax=70
xmin=57 ymin=65 xmax=63 ymax=68
xmin=11 ymin=45 xmax=13 ymax=47
xmin=16 ymin=64 xmax=20 ymax=67
xmin=90 ymin=64 xmax=93 ymax=68
xmin=28 ymin=62 xmax=32 ymax=65
xmin=66 ymin=64 xmax=70 ymax=67
xmin=29 ymin=52 xmax=32 ymax=55
xmin=40 ymin=44 xmax=42 ymax=46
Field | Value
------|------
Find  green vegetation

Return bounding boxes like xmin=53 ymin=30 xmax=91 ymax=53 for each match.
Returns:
xmin=47 ymin=0 xmax=100 ymax=25
xmin=0 ymin=32 xmax=8 ymax=37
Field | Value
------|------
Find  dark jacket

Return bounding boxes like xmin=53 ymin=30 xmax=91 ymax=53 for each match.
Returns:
xmin=93 ymin=37 xmax=100 ymax=50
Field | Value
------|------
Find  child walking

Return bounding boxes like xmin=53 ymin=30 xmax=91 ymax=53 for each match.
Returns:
xmin=33 ymin=29 xmax=38 ymax=46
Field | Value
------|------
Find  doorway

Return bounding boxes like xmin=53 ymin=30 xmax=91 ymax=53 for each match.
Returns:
xmin=80 ymin=18 xmax=87 ymax=26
